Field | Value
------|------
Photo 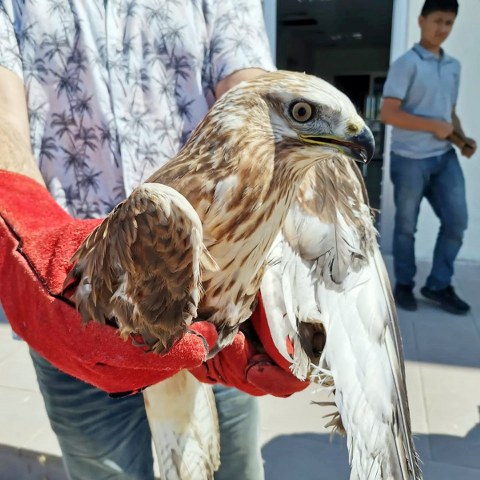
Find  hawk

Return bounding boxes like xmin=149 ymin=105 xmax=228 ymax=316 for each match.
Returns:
xmin=66 ymin=71 xmax=421 ymax=479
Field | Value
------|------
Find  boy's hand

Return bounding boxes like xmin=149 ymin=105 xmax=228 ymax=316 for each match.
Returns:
xmin=461 ymin=138 xmax=477 ymax=158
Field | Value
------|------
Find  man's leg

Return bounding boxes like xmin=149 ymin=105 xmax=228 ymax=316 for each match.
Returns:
xmin=390 ymin=152 xmax=427 ymax=287
xmin=30 ymin=349 xmax=154 ymax=480
xmin=213 ymin=385 xmax=264 ymax=480
xmin=424 ymin=149 xmax=468 ymax=289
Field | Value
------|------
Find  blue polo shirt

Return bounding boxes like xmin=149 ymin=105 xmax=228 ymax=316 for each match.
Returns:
xmin=383 ymin=43 xmax=461 ymax=159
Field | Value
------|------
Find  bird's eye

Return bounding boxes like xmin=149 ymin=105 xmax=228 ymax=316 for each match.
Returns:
xmin=290 ymin=101 xmax=314 ymax=123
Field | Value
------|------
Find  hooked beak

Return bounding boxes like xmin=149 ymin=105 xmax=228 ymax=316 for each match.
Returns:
xmin=300 ymin=125 xmax=375 ymax=164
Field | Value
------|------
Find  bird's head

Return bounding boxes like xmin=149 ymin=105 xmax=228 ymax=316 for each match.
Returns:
xmin=212 ymin=70 xmax=375 ymax=166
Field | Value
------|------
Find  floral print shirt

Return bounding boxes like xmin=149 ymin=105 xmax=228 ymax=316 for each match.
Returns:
xmin=0 ymin=0 xmax=274 ymax=218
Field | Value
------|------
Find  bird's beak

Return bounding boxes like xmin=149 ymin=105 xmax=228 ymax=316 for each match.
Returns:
xmin=299 ymin=125 xmax=375 ymax=164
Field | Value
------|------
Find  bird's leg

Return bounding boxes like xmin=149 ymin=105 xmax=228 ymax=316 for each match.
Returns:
xmin=205 ymin=322 xmax=240 ymax=359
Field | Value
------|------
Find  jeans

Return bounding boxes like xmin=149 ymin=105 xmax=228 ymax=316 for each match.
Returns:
xmin=390 ymin=149 xmax=468 ymax=290
xmin=30 ymin=349 xmax=264 ymax=480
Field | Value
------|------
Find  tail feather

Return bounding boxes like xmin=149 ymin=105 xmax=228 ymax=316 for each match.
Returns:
xmin=144 ymin=372 xmax=220 ymax=480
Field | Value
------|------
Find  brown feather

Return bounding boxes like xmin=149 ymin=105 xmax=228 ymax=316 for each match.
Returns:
xmin=66 ymin=183 xmax=213 ymax=353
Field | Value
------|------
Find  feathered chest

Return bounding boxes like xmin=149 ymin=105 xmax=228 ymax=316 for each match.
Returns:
xmin=198 ymin=188 xmax=292 ymax=326
xmin=148 ymin=137 xmax=320 ymax=337
xmin=191 ymin=171 xmax=298 ymax=332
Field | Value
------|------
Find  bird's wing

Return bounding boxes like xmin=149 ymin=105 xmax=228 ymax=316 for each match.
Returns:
xmin=261 ymin=158 xmax=422 ymax=479
xmin=144 ymin=371 xmax=220 ymax=480
xmin=65 ymin=183 xmax=217 ymax=353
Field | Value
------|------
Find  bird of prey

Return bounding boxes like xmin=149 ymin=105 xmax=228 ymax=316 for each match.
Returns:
xmin=67 ymin=70 xmax=373 ymax=354
xmin=66 ymin=70 xmax=420 ymax=479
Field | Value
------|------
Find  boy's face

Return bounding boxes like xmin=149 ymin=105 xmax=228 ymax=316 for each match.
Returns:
xmin=419 ymin=11 xmax=456 ymax=48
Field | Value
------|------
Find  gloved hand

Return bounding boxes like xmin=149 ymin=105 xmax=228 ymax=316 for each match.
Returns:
xmin=191 ymin=295 xmax=309 ymax=397
xmin=0 ymin=170 xmax=309 ymax=397
xmin=0 ymin=170 xmax=217 ymax=394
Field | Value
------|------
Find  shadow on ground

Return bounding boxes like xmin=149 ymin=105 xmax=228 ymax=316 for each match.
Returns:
xmin=0 ymin=445 xmax=66 ymax=480
xmin=262 ymin=424 xmax=480 ymax=480
xmin=262 ymin=432 xmax=350 ymax=479
xmin=3 ymin=427 xmax=480 ymax=480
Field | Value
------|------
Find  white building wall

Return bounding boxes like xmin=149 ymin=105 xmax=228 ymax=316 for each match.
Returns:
xmin=381 ymin=0 xmax=480 ymax=263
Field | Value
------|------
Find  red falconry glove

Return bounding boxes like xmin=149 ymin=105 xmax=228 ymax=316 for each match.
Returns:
xmin=0 ymin=170 xmax=217 ymax=394
xmin=0 ymin=170 xmax=308 ymax=397
xmin=190 ymin=296 xmax=309 ymax=397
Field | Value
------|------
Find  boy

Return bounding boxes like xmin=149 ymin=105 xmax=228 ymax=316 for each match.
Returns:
xmin=380 ymin=0 xmax=476 ymax=314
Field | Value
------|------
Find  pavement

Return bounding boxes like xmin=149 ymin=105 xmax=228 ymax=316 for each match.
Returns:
xmin=1 ymin=256 xmax=480 ymax=480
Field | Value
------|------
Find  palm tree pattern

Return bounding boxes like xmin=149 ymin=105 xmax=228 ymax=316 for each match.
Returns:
xmin=0 ymin=0 xmax=274 ymax=218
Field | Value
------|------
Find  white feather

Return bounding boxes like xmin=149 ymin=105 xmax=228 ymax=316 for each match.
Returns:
xmin=143 ymin=371 xmax=220 ymax=480
xmin=261 ymin=235 xmax=293 ymax=363
xmin=261 ymin=160 xmax=422 ymax=479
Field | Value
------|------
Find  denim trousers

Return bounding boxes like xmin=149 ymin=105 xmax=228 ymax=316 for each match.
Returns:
xmin=30 ymin=349 xmax=264 ymax=480
xmin=390 ymin=148 xmax=468 ymax=290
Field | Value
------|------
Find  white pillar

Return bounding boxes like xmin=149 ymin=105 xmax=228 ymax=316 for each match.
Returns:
xmin=380 ymin=0 xmax=409 ymax=253
xmin=262 ymin=0 xmax=277 ymax=62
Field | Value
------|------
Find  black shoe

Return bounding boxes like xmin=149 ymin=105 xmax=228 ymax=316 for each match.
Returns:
xmin=394 ymin=284 xmax=417 ymax=311
xmin=420 ymin=285 xmax=470 ymax=315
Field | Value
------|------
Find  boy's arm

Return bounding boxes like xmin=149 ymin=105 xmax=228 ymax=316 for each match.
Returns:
xmin=0 ymin=66 xmax=45 ymax=186
xmin=380 ymin=97 xmax=454 ymax=140
xmin=451 ymin=107 xmax=477 ymax=158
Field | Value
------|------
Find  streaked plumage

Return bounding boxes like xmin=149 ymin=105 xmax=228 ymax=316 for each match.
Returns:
xmin=69 ymin=183 xmax=217 ymax=352
xmin=144 ymin=371 xmax=220 ymax=480
xmin=65 ymin=70 xmax=419 ymax=479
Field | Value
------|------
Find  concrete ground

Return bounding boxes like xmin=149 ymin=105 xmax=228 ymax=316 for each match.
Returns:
xmin=1 ymin=256 xmax=480 ymax=479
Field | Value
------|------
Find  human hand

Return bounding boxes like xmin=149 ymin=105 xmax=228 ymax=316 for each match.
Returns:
xmin=191 ymin=297 xmax=309 ymax=397
xmin=0 ymin=170 xmax=217 ymax=394
xmin=461 ymin=138 xmax=477 ymax=158
xmin=432 ymin=120 xmax=454 ymax=140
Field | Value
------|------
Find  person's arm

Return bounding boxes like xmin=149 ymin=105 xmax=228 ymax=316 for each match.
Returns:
xmin=451 ymin=107 xmax=477 ymax=158
xmin=0 ymin=66 xmax=45 ymax=185
xmin=379 ymin=97 xmax=454 ymax=140
xmin=208 ymin=0 xmax=275 ymax=101
xmin=214 ymin=68 xmax=267 ymax=99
